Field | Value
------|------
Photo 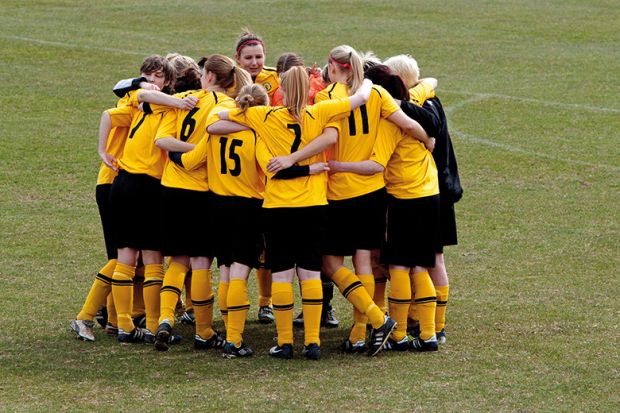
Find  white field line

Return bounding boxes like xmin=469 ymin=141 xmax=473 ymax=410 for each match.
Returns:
xmin=1 ymin=35 xmax=149 ymax=56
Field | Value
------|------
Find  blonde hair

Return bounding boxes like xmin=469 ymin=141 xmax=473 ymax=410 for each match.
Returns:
xmin=384 ymin=54 xmax=420 ymax=89
xmin=328 ymin=45 xmax=364 ymax=94
xmin=280 ymin=66 xmax=309 ymax=123
xmin=236 ymin=84 xmax=270 ymax=112
xmin=360 ymin=50 xmax=382 ymax=71
xmin=203 ymin=54 xmax=252 ymax=98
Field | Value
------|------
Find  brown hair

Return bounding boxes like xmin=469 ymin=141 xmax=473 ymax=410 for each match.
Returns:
xmin=140 ymin=55 xmax=176 ymax=94
xmin=276 ymin=53 xmax=304 ymax=74
xmin=234 ymin=27 xmax=265 ymax=57
xmin=328 ymin=45 xmax=364 ymax=94
xmin=364 ymin=64 xmax=408 ymax=101
xmin=236 ymin=84 xmax=270 ymax=112
xmin=280 ymin=66 xmax=309 ymax=123
xmin=167 ymin=54 xmax=201 ymax=92
xmin=203 ymin=54 xmax=252 ymax=98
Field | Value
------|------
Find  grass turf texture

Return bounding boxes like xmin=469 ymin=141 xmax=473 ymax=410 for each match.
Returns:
xmin=1 ymin=0 xmax=618 ymax=411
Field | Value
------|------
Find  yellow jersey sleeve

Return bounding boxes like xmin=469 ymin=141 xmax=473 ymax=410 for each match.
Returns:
xmin=370 ymin=120 xmax=400 ymax=167
xmin=255 ymin=67 xmax=280 ymax=100
xmin=155 ymin=109 xmax=178 ymax=140
xmin=409 ymin=81 xmax=436 ymax=107
xmin=180 ymin=135 xmax=208 ymax=171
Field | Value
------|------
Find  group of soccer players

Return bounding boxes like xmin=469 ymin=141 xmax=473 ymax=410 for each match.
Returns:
xmin=70 ymin=28 xmax=462 ymax=360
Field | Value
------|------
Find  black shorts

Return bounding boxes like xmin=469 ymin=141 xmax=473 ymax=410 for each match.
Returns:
xmin=96 ymin=183 xmax=117 ymax=260
xmin=384 ymin=194 xmax=441 ymax=268
xmin=323 ymin=188 xmax=387 ymax=256
xmin=109 ymin=170 xmax=162 ymax=251
xmin=160 ymin=186 xmax=214 ymax=258
xmin=262 ymin=206 xmax=326 ymax=273
xmin=439 ymin=195 xmax=458 ymax=248
xmin=211 ymin=193 xmax=263 ymax=268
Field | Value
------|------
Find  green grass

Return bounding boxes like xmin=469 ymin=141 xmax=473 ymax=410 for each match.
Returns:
xmin=1 ymin=0 xmax=619 ymax=411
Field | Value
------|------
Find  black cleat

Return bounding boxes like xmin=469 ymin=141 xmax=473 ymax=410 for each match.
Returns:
xmin=194 ymin=331 xmax=225 ymax=350
xmin=154 ymin=320 xmax=172 ymax=351
xmin=117 ymin=327 xmax=146 ymax=343
xmin=367 ymin=316 xmax=397 ymax=356
xmin=302 ymin=343 xmax=321 ymax=360
xmin=269 ymin=343 xmax=293 ymax=359
xmin=409 ymin=335 xmax=439 ymax=352
xmin=223 ymin=341 xmax=254 ymax=358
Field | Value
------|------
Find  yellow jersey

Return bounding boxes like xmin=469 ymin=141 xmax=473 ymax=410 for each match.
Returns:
xmin=97 ymin=91 xmax=135 ymax=185
xmin=315 ymin=82 xmax=400 ymax=200
xmin=255 ymin=66 xmax=279 ymax=101
xmin=409 ymin=80 xmax=435 ymax=107
xmin=157 ymin=90 xmax=232 ymax=191
xmin=370 ymin=119 xmax=438 ymax=199
xmin=227 ymin=98 xmax=351 ymax=208
xmin=179 ymin=99 xmax=265 ymax=199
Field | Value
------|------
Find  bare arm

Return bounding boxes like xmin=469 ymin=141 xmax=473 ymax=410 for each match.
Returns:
xmin=266 ymin=127 xmax=338 ymax=173
xmin=155 ymin=137 xmax=196 ymax=152
xmin=416 ymin=77 xmax=438 ymax=90
xmin=97 ymin=111 xmax=117 ymax=171
xmin=137 ymin=90 xmax=198 ymax=110
xmin=387 ymin=110 xmax=435 ymax=152
xmin=328 ymin=159 xmax=384 ymax=175
xmin=349 ymin=78 xmax=373 ymax=110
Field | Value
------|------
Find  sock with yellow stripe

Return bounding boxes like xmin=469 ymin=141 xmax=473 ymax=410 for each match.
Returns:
xmin=301 ymin=279 xmax=323 ymax=346
xmin=227 ymin=279 xmax=250 ymax=346
xmin=132 ymin=267 xmax=145 ymax=317
xmin=106 ymin=293 xmax=117 ymax=328
xmin=373 ymin=274 xmax=388 ymax=314
xmin=332 ymin=267 xmax=384 ymax=328
xmin=184 ymin=270 xmax=193 ymax=311
xmin=349 ymin=274 xmax=375 ymax=343
xmin=388 ymin=268 xmax=412 ymax=341
xmin=159 ymin=262 xmax=189 ymax=326
xmin=272 ymin=282 xmax=294 ymax=346
xmin=435 ymin=284 xmax=449 ymax=333
xmin=193 ymin=269 xmax=215 ymax=339
xmin=413 ymin=270 xmax=437 ymax=341
xmin=77 ymin=259 xmax=116 ymax=320
xmin=143 ymin=263 xmax=164 ymax=333
xmin=408 ymin=276 xmax=418 ymax=323
xmin=111 ymin=262 xmax=136 ymax=332
xmin=257 ymin=268 xmax=272 ymax=307
xmin=217 ymin=279 xmax=229 ymax=330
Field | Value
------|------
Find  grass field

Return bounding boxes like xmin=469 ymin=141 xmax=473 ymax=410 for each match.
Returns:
xmin=1 ymin=0 xmax=619 ymax=411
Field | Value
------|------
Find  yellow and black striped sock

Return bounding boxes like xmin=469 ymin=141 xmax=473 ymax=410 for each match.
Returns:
xmin=159 ymin=262 xmax=189 ymax=326
xmin=143 ymin=263 xmax=164 ymax=333
xmin=332 ymin=267 xmax=384 ymax=329
xmin=217 ymin=279 xmax=229 ymax=330
xmin=257 ymin=268 xmax=272 ymax=307
xmin=408 ymin=276 xmax=418 ymax=324
xmin=132 ymin=267 xmax=145 ymax=317
xmin=435 ymin=284 xmax=449 ymax=333
xmin=413 ymin=270 xmax=437 ymax=341
xmin=184 ymin=270 xmax=193 ymax=312
xmin=106 ymin=293 xmax=117 ymax=328
xmin=227 ymin=279 xmax=250 ymax=346
xmin=301 ymin=279 xmax=323 ymax=346
xmin=388 ymin=269 xmax=411 ymax=341
xmin=272 ymin=281 xmax=294 ymax=346
xmin=373 ymin=274 xmax=388 ymax=314
xmin=349 ymin=274 xmax=375 ymax=343
xmin=111 ymin=262 xmax=136 ymax=332
xmin=77 ymin=259 xmax=116 ymax=320
xmin=193 ymin=269 xmax=215 ymax=339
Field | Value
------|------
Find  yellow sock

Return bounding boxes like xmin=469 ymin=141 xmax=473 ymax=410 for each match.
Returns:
xmin=106 ymin=293 xmax=117 ymax=327
xmin=257 ymin=268 xmax=272 ymax=307
xmin=408 ymin=276 xmax=418 ymax=322
xmin=217 ymin=280 xmax=229 ymax=330
xmin=132 ymin=267 xmax=145 ymax=317
xmin=272 ymin=282 xmax=294 ymax=346
xmin=301 ymin=279 xmax=322 ymax=346
xmin=77 ymin=259 xmax=116 ymax=320
xmin=227 ymin=279 xmax=250 ymax=346
xmin=413 ymin=270 xmax=437 ymax=340
xmin=435 ymin=284 xmax=449 ymax=332
xmin=185 ymin=270 xmax=193 ymax=311
xmin=373 ymin=274 xmax=388 ymax=314
xmin=332 ymin=267 xmax=384 ymax=328
xmin=193 ymin=269 xmax=215 ymax=339
xmin=388 ymin=269 xmax=411 ymax=341
xmin=159 ymin=262 xmax=189 ymax=326
xmin=111 ymin=262 xmax=136 ymax=332
xmin=349 ymin=274 xmax=375 ymax=343
xmin=142 ymin=264 xmax=164 ymax=333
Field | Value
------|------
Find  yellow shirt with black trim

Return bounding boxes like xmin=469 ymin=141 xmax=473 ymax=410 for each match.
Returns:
xmin=409 ymin=80 xmax=435 ymax=107
xmin=97 ymin=91 xmax=137 ymax=185
xmin=181 ymin=99 xmax=264 ymax=199
xmin=370 ymin=119 xmax=438 ymax=199
xmin=315 ymin=82 xmax=400 ymax=201
xmin=227 ymin=99 xmax=351 ymax=208
xmin=107 ymin=91 xmax=168 ymax=179
xmin=254 ymin=66 xmax=279 ymax=101
xmin=157 ymin=90 xmax=232 ymax=191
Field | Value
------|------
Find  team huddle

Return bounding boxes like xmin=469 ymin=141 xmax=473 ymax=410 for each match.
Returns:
xmin=70 ymin=28 xmax=462 ymax=360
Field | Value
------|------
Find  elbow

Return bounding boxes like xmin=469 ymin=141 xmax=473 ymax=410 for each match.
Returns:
xmin=370 ymin=162 xmax=385 ymax=174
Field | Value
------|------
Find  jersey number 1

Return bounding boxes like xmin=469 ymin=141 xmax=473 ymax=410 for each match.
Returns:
xmin=348 ymin=104 xmax=369 ymax=136
xmin=219 ymin=137 xmax=242 ymax=176
xmin=287 ymin=123 xmax=302 ymax=153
